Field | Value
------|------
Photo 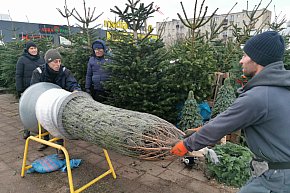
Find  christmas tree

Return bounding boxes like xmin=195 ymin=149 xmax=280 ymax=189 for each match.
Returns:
xmin=212 ymin=78 xmax=236 ymax=117
xmin=104 ymin=0 xmax=169 ymax=120
xmin=178 ymin=90 xmax=203 ymax=131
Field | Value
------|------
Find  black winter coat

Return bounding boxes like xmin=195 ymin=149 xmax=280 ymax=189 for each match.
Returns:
xmin=15 ymin=51 xmax=45 ymax=93
xmin=30 ymin=64 xmax=81 ymax=92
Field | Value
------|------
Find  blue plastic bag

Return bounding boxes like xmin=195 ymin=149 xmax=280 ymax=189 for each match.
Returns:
xmin=61 ymin=159 xmax=82 ymax=172
xmin=199 ymin=102 xmax=211 ymax=122
xmin=27 ymin=154 xmax=82 ymax=174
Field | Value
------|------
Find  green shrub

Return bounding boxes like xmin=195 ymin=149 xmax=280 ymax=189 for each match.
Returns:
xmin=205 ymin=142 xmax=252 ymax=188
xmin=0 ymin=42 xmax=22 ymax=94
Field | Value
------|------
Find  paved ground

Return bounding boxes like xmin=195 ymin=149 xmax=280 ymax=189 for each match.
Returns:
xmin=0 ymin=93 xmax=239 ymax=193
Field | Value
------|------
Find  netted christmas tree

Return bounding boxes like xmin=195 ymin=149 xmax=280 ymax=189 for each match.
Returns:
xmin=212 ymin=78 xmax=236 ymax=117
xmin=178 ymin=90 xmax=203 ymax=131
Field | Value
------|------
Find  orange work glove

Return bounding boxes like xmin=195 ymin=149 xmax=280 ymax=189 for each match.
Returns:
xmin=170 ymin=141 xmax=188 ymax=156
xmin=183 ymin=126 xmax=202 ymax=138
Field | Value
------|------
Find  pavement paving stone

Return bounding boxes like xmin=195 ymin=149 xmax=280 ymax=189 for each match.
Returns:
xmin=159 ymin=183 xmax=196 ymax=193
xmin=84 ymin=143 xmax=104 ymax=154
xmin=152 ymin=158 xmax=177 ymax=168
xmin=67 ymin=146 xmax=91 ymax=157
xmin=0 ymin=130 xmax=5 ymax=135
xmin=132 ymin=160 xmax=167 ymax=176
xmin=5 ymin=130 xmax=22 ymax=139
xmin=83 ymin=152 xmax=106 ymax=165
xmin=186 ymin=179 xmax=224 ymax=193
xmin=104 ymin=149 xmax=129 ymax=161
xmin=0 ymin=122 xmax=10 ymax=129
xmin=0 ymin=161 xmax=11 ymax=172
xmin=180 ymin=166 xmax=209 ymax=182
xmin=139 ymin=175 xmax=194 ymax=193
xmin=98 ymin=157 xmax=124 ymax=170
xmin=0 ymin=170 xmax=42 ymax=193
xmin=0 ymin=144 xmax=13 ymax=155
xmin=4 ymin=124 xmax=20 ymax=131
xmin=132 ymin=184 xmax=162 ymax=193
xmin=166 ymin=157 xmax=187 ymax=172
xmin=186 ymin=179 xmax=239 ymax=193
xmin=136 ymin=173 xmax=160 ymax=186
xmin=114 ymin=153 xmax=142 ymax=166
xmin=0 ymin=150 xmax=23 ymax=164
xmin=72 ymin=140 xmax=91 ymax=148
xmin=26 ymin=151 xmax=47 ymax=162
xmin=116 ymin=165 xmax=145 ymax=180
xmin=157 ymin=169 xmax=189 ymax=184
xmin=6 ymin=158 xmax=24 ymax=171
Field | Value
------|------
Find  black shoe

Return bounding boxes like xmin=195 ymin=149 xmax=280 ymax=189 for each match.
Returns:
xmin=38 ymin=144 xmax=49 ymax=151
xmin=23 ymin=130 xmax=30 ymax=139
xmin=57 ymin=150 xmax=65 ymax=160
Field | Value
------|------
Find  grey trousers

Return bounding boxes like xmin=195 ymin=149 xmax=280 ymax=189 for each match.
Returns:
xmin=238 ymin=169 xmax=290 ymax=193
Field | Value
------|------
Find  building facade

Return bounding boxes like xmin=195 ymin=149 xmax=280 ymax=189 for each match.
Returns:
xmin=156 ymin=9 xmax=271 ymax=46
xmin=0 ymin=16 xmax=106 ymax=45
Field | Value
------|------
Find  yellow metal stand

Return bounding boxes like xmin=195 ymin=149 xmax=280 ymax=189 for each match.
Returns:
xmin=21 ymin=124 xmax=117 ymax=193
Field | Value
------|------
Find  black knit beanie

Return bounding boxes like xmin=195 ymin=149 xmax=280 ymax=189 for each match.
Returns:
xmin=44 ymin=49 xmax=62 ymax=63
xmin=243 ymin=31 xmax=285 ymax=66
xmin=25 ymin=41 xmax=37 ymax=50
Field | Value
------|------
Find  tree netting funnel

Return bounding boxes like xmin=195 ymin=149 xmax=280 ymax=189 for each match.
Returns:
xmin=19 ymin=82 xmax=61 ymax=133
xmin=19 ymin=82 xmax=184 ymax=160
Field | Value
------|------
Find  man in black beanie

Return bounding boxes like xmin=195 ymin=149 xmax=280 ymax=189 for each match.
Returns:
xmin=30 ymin=48 xmax=81 ymax=159
xmin=31 ymin=49 xmax=81 ymax=92
xmin=171 ymin=31 xmax=290 ymax=192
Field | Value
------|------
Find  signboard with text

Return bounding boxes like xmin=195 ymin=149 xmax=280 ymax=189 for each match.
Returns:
xmin=39 ymin=24 xmax=69 ymax=34
xmin=106 ymin=31 xmax=158 ymax=41
xmin=19 ymin=34 xmax=53 ymax=41
xmin=104 ymin=20 xmax=153 ymax=33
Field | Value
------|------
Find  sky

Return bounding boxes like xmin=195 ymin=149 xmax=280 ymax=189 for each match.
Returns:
xmin=0 ymin=0 xmax=290 ymax=28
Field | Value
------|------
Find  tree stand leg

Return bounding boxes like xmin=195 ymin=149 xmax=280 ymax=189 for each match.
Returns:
xmin=21 ymin=123 xmax=117 ymax=193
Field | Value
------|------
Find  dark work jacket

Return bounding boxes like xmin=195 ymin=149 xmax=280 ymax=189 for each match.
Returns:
xmin=15 ymin=50 xmax=45 ymax=93
xmin=85 ymin=39 xmax=110 ymax=91
xmin=30 ymin=64 xmax=81 ymax=92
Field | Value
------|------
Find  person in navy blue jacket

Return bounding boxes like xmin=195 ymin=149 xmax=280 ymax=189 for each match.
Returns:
xmin=85 ymin=39 xmax=110 ymax=102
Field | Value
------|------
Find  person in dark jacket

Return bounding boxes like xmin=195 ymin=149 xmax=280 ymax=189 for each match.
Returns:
xmin=85 ymin=39 xmax=110 ymax=102
xmin=171 ymin=31 xmax=290 ymax=192
xmin=31 ymin=49 xmax=81 ymax=159
xmin=16 ymin=41 xmax=45 ymax=139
